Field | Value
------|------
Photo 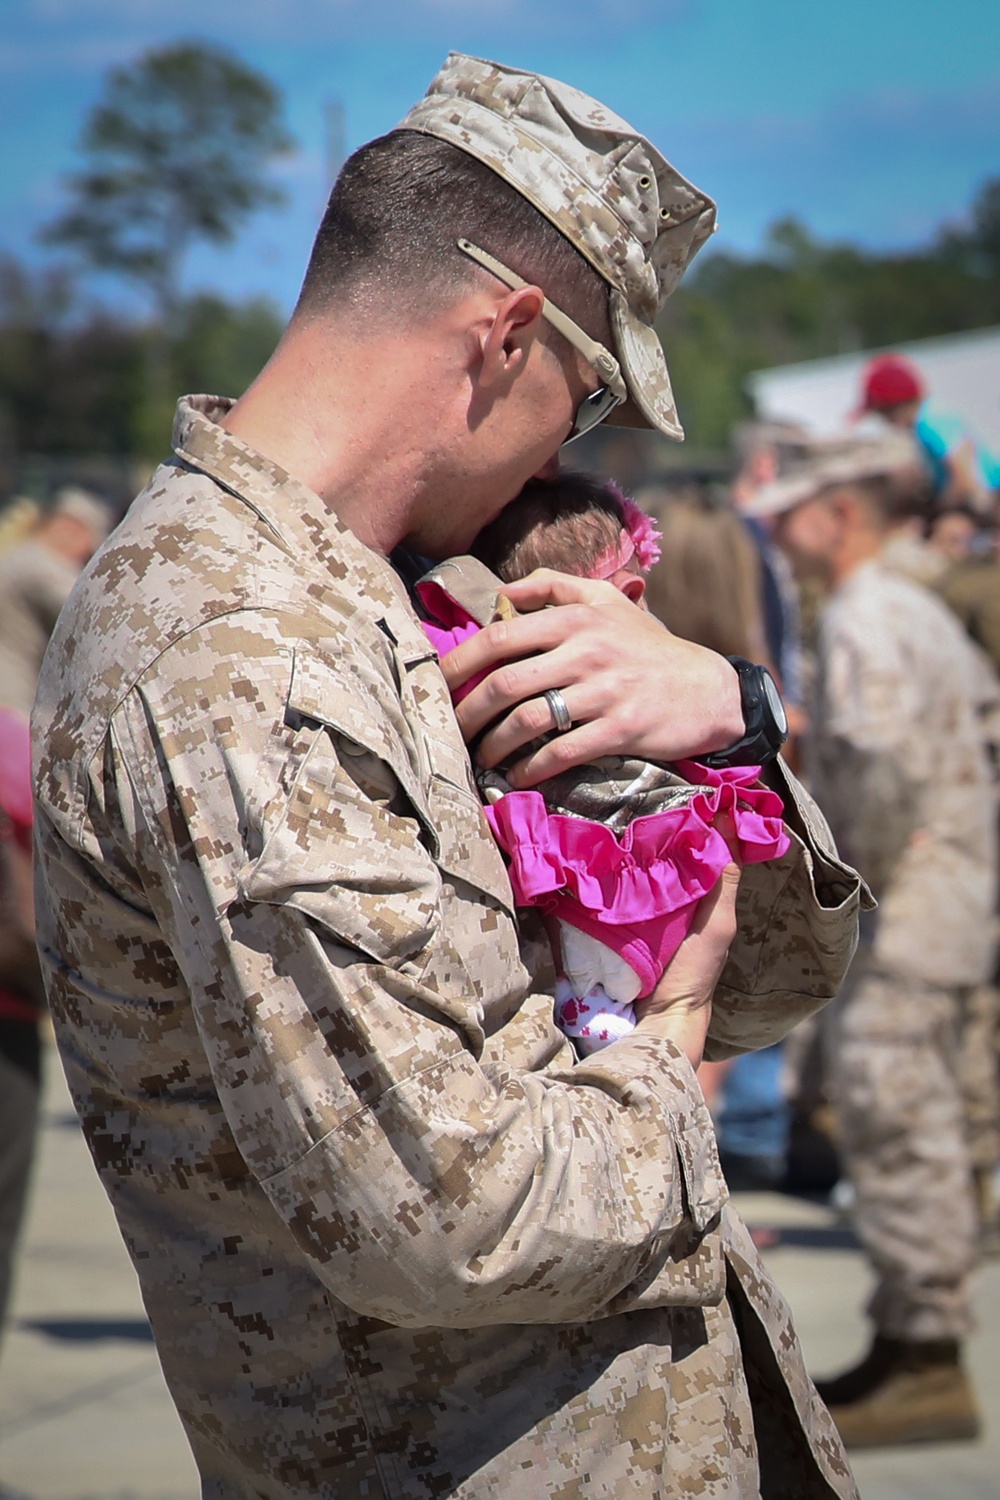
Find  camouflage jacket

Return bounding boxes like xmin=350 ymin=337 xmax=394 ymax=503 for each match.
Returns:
xmin=810 ymin=558 xmax=998 ymax=988
xmin=33 ymin=396 xmax=859 ymax=1499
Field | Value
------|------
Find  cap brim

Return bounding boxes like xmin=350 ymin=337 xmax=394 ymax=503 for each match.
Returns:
xmin=606 ymin=289 xmax=684 ymax=442
xmin=740 ymin=474 xmax=819 ymax=520
xmin=741 ymin=433 xmax=923 ymax=519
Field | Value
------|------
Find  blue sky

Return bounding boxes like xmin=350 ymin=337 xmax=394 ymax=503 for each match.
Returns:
xmin=3 ymin=0 xmax=999 ymax=316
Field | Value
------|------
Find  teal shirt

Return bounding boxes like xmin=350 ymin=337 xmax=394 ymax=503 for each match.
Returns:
xmin=915 ymin=402 xmax=1000 ymax=494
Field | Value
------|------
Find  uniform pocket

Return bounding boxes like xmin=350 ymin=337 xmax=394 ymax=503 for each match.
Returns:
xmin=395 ymin=646 xmax=516 ymax=918
xmin=240 ymin=648 xmax=443 ymax=967
xmin=422 ymin=743 xmax=516 ymax=916
xmin=241 ymin=648 xmax=514 ymax=968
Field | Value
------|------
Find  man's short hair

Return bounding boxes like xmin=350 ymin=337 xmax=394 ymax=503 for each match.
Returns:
xmin=295 ymin=131 xmax=610 ymax=347
xmin=849 ymin=466 xmax=934 ymax=530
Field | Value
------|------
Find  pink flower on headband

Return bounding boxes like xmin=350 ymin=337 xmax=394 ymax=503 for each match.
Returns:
xmin=605 ymin=484 xmax=662 ymax=573
xmin=620 ymin=496 xmax=662 ymax=572
xmin=591 ymin=485 xmax=663 ymax=581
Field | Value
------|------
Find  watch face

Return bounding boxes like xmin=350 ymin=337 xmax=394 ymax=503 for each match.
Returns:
xmin=763 ymin=671 xmax=789 ymax=737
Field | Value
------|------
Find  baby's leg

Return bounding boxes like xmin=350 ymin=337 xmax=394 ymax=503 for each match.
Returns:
xmin=554 ymin=924 xmax=641 ymax=1055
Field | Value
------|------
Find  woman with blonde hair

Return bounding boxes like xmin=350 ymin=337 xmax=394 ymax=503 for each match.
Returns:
xmin=642 ymin=482 xmax=791 ymax=1195
xmin=642 ymin=482 xmax=771 ymax=665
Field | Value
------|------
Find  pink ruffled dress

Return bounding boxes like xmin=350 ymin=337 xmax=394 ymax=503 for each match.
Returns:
xmin=422 ymin=588 xmax=790 ymax=1054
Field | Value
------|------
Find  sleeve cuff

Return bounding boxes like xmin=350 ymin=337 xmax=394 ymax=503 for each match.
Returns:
xmin=554 ymin=1030 xmax=728 ymax=1234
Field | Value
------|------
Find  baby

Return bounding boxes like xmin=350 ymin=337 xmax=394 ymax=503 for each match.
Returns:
xmin=418 ymin=472 xmax=790 ymax=1054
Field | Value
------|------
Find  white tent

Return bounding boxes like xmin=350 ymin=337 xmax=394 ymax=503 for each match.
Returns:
xmin=748 ymin=325 xmax=1000 ymax=454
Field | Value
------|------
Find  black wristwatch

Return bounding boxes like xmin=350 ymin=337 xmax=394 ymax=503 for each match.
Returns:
xmin=696 ymin=657 xmax=788 ymax=769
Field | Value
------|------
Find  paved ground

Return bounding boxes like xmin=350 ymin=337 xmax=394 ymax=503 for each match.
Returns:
xmin=3 ymin=1048 xmax=1000 ymax=1499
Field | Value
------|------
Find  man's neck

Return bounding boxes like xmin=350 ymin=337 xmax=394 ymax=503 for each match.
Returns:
xmin=830 ymin=530 xmax=882 ymax=588
xmin=221 ymin=317 xmax=448 ymax=556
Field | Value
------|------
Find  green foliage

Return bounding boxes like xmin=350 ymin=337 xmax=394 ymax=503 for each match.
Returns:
xmin=660 ymin=178 xmax=1000 ymax=449
xmin=171 ymin=294 xmax=282 ymax=397
xmin=0 ymin=257 xmax=283 ymax=462
xmin=0 ymin=257 xmax=143 ymax=458
xmin=7 ymin=154 xmax=1000 ymax=465
xmin=131 ymin=293 xmax=283 ymax=457
xmin=41 ymin=41 xmax=295 ymax=325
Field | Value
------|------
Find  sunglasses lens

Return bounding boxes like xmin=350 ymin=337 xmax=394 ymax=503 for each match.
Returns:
xmin=564 ymin=386 xmax=623 ymax=444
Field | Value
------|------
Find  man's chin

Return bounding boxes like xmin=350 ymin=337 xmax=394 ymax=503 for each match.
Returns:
xmin=405 ymin=476 xmax=539 ymax=561
xmin=471 ymin=480 xmax=543 ymax=545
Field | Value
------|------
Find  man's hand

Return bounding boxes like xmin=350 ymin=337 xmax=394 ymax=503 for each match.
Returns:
xmin=633 ymin=844 xmax=742 ymax=1070
xmin=441 ymin=569 xmax=744 ymax=786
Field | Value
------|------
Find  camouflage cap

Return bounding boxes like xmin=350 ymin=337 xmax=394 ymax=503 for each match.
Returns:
xmin=52 ymin=485 xmax=114 ymax=539
xmin=397 ymin=53 xmax=717 ymax=441
xmin=743 ymin=432 xmax=925 ymax=519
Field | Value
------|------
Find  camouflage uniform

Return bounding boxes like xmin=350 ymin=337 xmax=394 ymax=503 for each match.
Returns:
xmin=881 ymin=540 xmax=1000 ymax=1188
xmin=33 ymin=397 xmax=864 ymax=1498
xmin=809 ymin=557 xmax=999 ymax=1341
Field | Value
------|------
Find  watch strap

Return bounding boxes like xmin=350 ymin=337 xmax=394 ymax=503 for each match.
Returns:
xmin=696 ymin=657 xmax=787 ymax=769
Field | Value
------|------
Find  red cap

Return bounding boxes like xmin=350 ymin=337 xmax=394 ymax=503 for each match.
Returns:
xmin=861 ymin=354 xmax=925 ymax=411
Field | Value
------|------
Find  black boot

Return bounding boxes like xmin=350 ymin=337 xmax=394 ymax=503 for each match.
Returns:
xmin=814 ymin=1335 xmax=981 ymax=1448
xmin=813 ymin=1333 xmax=910 ymax=1406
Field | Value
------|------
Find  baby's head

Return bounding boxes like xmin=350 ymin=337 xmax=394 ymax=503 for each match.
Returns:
xmin=472 ymin=472 xmax=661 ymax=607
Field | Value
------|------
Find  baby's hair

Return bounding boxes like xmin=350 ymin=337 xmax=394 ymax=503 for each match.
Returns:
xmin=473 ymin=472 xmax=633 ymax=583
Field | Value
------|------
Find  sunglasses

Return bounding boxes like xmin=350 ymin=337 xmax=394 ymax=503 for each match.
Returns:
xmin=456 ymin=238 xmax=627 ymax=443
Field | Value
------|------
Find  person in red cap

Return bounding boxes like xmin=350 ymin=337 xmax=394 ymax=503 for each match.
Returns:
xmin=860 ymin=354 xmax=998 ymax=513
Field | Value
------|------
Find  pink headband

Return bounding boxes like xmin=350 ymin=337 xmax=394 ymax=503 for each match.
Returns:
xmin=590 ymin=487 xmax=663 ymax=580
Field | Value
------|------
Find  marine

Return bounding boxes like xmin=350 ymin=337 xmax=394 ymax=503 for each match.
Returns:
xmin=750 ymin=437 xmax=999 ymax=1448
xmin=32 ymin=55 xmax=867 ymax=1497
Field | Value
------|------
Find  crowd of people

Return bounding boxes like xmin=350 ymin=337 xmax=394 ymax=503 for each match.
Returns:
xmin=634 ymin=354 xmax=1000 ymax=1450
xmin=0 ymin=51 xmax=998 ymax=1500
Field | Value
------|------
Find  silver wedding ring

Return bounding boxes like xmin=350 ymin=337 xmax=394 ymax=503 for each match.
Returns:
xmin=544 ymin=688 xmax=573 ymax=735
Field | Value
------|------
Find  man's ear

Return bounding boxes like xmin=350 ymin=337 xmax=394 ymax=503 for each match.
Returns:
xmin=620 ymin=574 xmax=646 ymax=605
xmin=831 ymin=490 xmax=863 ymax=533
xmin=478 ymin=286 xmax=546 ymax=390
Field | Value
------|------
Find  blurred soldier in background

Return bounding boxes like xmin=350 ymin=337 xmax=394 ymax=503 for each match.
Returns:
xmin=750 ymin=440 xmax=999 ymax=1449
xmin=0 ymin=708 xmax=38 ymax=1343
xmin=0 ymin=486 xmax=112 ymax=719
xmin=873 ymin=488 xmax=1000 ymax=1253
xmin=643 ymin=487 xmax=794 ymax=1194
xmin=0 ymin=485 xmax=110 ymax=1350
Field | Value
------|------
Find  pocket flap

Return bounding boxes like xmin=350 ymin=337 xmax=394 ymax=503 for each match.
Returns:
xmin=242 ymin=648 xmax=514 ymax=958
xmin=285 ymin=647 xmax=432 ymax=837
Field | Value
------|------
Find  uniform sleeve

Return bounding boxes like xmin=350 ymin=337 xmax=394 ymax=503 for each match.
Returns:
xmin=109 ymin=632 xmax=729 ymax=1330
xmin=703 ymin=758 xmax=872 ymax=1061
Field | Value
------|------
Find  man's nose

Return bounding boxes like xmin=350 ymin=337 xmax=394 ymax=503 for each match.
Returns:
xmin=533 ymin=453 xmax=561 ymax=482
